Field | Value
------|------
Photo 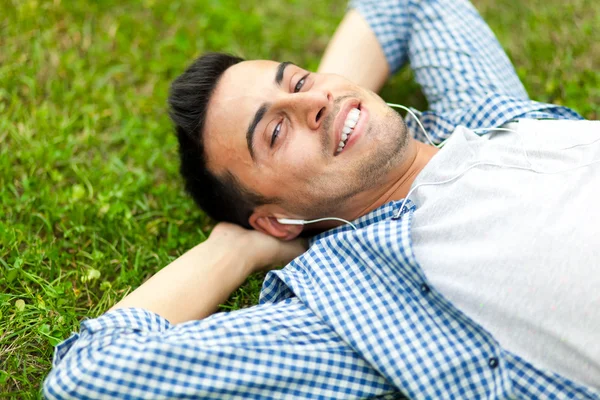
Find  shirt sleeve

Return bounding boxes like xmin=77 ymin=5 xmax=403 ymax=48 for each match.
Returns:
xmin=349 ymin=0 xmax=582 ymax=143
xmin=350 ymin=0 xmax=528 ymax=109
xmin=43 ymin=298 xmax=400 ymax=399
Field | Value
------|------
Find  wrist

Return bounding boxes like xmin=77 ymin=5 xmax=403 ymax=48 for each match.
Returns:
xmin=205 ymin=232 xmax=257 ymax=275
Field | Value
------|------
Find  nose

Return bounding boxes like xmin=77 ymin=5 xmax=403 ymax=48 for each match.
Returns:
xmin=279 ymin=90 xmax=333 ymax=131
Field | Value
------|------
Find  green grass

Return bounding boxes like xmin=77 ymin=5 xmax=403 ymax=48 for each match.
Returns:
xmin=0 ymin=0 xmax=597 ymax=397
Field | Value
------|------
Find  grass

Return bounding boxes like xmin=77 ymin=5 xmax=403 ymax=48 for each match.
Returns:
xmin=0 ymin=0 xmax=597 ymax=397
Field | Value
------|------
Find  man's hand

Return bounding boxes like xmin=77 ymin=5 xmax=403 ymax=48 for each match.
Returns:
xmin=209 ymin=222 xmax=308 ymax=274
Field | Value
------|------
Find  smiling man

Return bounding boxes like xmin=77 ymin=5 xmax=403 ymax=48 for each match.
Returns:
xmin=180 ymin=56 xmax=436 ymax=238
xmin=44 ymin=0 xmax=600 ymax=398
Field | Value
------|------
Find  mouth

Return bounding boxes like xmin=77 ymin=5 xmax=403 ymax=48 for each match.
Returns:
xmin=333 ymin=102 xmax=366 ymax=156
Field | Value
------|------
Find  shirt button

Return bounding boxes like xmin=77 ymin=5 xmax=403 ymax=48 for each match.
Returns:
xmin=420 ymin=283 xmax=430 ymax=294
xmin=488 ymin=357 xmax=499 ymax=369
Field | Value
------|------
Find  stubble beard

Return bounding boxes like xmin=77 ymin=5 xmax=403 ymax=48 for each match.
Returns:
xmin=291 ymin=104 xmax=409 ymax=219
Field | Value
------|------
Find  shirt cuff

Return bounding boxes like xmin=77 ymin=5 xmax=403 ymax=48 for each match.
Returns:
xmin=80 ymin=307 xmax=172 ymax=334
xmin=52 ymin=308 xmax=172 ymax=367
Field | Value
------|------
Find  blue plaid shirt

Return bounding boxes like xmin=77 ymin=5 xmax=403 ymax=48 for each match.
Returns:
xmin=44 ymin=0 xmax=597 ymax=398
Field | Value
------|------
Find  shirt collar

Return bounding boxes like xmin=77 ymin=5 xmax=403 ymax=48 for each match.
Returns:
xmin=308 ymin=199 xmax=413 ymax=245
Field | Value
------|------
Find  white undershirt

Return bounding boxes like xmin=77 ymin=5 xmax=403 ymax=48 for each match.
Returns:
xmin=410 ymin=119 xmax=600 ymax=389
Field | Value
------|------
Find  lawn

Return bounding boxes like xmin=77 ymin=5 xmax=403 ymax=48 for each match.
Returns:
xmin=0 ymin=0 xmax=598 ymax=397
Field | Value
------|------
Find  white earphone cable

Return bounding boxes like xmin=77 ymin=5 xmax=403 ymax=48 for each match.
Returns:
xmin=301 ymin=217 xmax=358 ymax=230
xmin=386 ymin=102 xmax=444 ymax=148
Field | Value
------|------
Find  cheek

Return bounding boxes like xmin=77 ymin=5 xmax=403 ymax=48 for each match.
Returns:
xmin=272 ymin=154 xmax=315 ymax=186
xmin=283 ymin=137 xmax=324 ymax=173
xmin=261 ymin=150 xmax=320 ymax=195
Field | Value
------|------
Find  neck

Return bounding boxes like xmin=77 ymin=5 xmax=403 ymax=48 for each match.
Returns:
xmin=302 ymin=139 xmax=438 ymax=233
xmin=352 ymin=139 xmax=438 ymax=219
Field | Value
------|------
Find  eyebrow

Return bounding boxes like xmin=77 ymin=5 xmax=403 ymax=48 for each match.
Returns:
xmin=275 ymin=61 xmax=293 ymax=86
xmin=246 ymin=61 xmax=294 ymax=160
xmin=246 ymin=103 xmax=269 ymax=159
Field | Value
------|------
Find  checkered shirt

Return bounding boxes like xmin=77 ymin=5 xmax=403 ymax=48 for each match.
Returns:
xmin=44 ymin=0 xmax=597 ymax=398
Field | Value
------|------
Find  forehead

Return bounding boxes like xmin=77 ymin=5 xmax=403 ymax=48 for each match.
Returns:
xmin=203 ymin=60 xmax=281 ymax=173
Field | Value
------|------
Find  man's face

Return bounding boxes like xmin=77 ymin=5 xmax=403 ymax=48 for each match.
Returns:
xmin=204 ymin=60 xmax=408 ymax=223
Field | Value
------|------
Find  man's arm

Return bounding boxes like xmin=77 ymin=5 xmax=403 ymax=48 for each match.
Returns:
xmin=109 ymin=222 xmax=306 ymax=324
xmin=321 ymin=0 xmax=529 ymax=106
xmin=317 ymin=0 xmax=588 ymax=144
xmin=318 ymin=9 xmax=389 ymax=93
xmin=43 ymin=226 xmax=398 ymax=399
xmin=44 ymin=300 xmax=398 ymax=399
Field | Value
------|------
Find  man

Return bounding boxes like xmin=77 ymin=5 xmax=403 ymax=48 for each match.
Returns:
xmin=44 ymin=0 xmax=600 ymax=398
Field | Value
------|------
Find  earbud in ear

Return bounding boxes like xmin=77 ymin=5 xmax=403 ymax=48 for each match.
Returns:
xmin=277 ymin=218 xmax=306 ymax=226
xmin=278 ymin=217 xmax=358 ymax=230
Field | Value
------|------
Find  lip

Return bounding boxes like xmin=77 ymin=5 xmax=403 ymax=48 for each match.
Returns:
xmin=333 ymin=102 xmax=368 ymax=156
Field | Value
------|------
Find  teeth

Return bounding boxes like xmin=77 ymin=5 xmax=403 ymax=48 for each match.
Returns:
xmin=344 ymin=108 xmax=360 ymax=129
xmin=336 ymin=132 xmax=350 ymax=155
xmin=337 ymin=107 xmax=361 ymax=155
xmin=345 ymin=119 xmax=357 ymax=129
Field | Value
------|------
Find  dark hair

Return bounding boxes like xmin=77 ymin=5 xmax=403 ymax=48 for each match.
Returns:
xmin=168 ymin=52 xmax=269 ymax=228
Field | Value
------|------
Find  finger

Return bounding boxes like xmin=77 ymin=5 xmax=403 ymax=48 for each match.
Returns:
xmin=276 ymin=238 xmax=308 ymax=265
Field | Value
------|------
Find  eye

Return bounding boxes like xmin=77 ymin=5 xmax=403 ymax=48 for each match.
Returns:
xmin=270 ymin=121 xmax=282 ymax=147
xmin=294 ymin=73 xmax=309 ymax=93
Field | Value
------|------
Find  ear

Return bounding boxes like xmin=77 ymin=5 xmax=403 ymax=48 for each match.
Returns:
xmin=249 ymin=213 xmax=303 ymax=240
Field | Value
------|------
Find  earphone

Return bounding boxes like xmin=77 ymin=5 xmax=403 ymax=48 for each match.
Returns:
xmin=275 ymin=103 xmax=423 ymax=230
xmin=276 ymin=102 xmax=442 ymax=230
xmin=277 ymin=217 xmax=358 ymax=230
